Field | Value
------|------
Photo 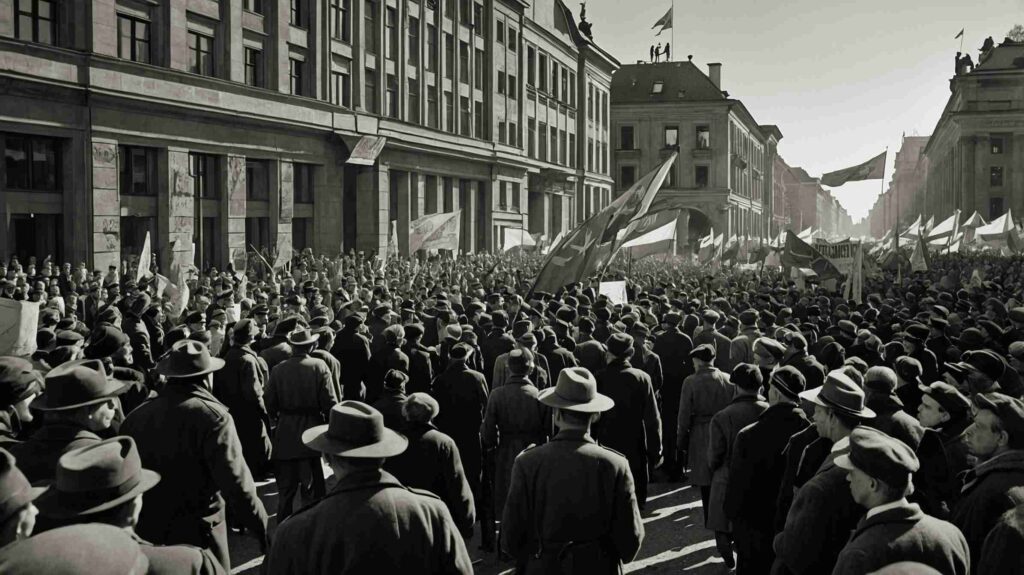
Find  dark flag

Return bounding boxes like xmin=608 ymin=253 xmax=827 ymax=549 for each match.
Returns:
xmin=781 ymin=231 xmax=842 ymax=280
xmin=821 ymin=151 xmax=886 ymax=188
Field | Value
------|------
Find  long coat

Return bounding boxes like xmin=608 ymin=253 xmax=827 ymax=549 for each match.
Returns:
xmin=707 ymin=394 xmax=767 ymax=532
xmin=481 ymin=375 xmax=550 ymax=516
xmin=431 ymin=362 xmax=489 ymax=492
xmin=121 ymin=382 xmax=269 ymax=570
xmin=265 ymin=469 xmax=472 ymax=574
xmin=385 ymin=422 xmax=476 ymax=537
xmin=978 ymin=498 xmax=1024 ymax=575
xmin=677 ymin=365 xmax=734 ymax=486
xmin=266 ymin=354 xmax=338 ymax=460
xmin=331 ymin=328 xmax=371 ymax=401
xmin=729 ymin=327 xmax=762 ymax=371
xmin=540 ymin=343 xmax=577 ymax=388
xmin=123 ymin=314 xmax=155 ymax=370
xmin=693 ymin=328 xmax=733 ymax=371
xmin=772 ymin=442 xmax=864 ymax=575
xmin=950 ymin=449 xmax=1024 ymax=567
xmin=8 ymin=423 xmax=102 ymax=484
xmin=480 ymin=329 xmax=515 ymax=387
xmin=725 ymin=403 xmax=810 ymax=574
xmin=501 ymin=429 xmax=644 ymax=575
xmin=774 ymin=427 xmax=831 ymax=534
xmin=403 ymin=342 xmax=435 ymax=395
xmin=310 ymin=349 xmax=343 ymax=403
xmin=366 ymin=345 xmax=410 ymax=404
xmin=213 ymin=344 xmax=272 ymax=477
xmin=652 ymin=328 xmax=694 ymax=469
xmin=832 ymin=502 xmax=970 ymax=575
xmin=595 ymin=358 xmax=663 ymax=506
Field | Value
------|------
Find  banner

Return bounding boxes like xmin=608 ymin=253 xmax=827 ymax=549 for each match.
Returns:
xmin=599 ymin=281 xmax=628 ymax=305
xmin=0 ymin=299 xmax=39 ymax=356
xmin=782 ymin=231 xmax=842 ymax=280
xmin=503 ymin=227 xmax=536 ymax=251
xmin=910 ymin=235 xmax=931 ymax=272
xmin=136 ymin=231 xmax=152 ymax=283
xmin=410 ymin=210 xmax=462 ymax=253
xmin=821 ymin=151 xmax=886 ymax=187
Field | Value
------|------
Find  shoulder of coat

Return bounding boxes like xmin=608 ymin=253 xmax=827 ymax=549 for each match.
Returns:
xmin=406 ymin=486 xmax=444 ymax=502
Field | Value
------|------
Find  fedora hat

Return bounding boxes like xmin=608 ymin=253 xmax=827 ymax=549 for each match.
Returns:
xmin=34 ymin=360 xmax=129 ymax=412
xmin=302 ymin=401 xmax=408 ymax=458
xmin=538 ymin=367 xmax=614 ymax=413
xmin=799 ymin=370 xmax=876 ymax=419
xmin=35 ymin=436 xmax=160 ymax=519
xmin=286 ymin=326 xmax=319 ymax=346
xmin=0 ymin=449 xmax=45 ymax=524
xmin=156 ymin=340 xmax=225 ymax=379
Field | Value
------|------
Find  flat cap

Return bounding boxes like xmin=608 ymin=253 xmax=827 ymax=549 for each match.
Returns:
xmin=690 ymin=343 xmax=716 ymax=362
xmin=731 ymin=363 xmax=763 ymax=391
xmin=974 ymin=392 xmax=1024 ymax=444
xmin=754 ymin=337 xmax=786 ymax=361
xmin=919 ymin=382 xmax=971 ymax=420
xmin=770 ymin=366 xmax=806 ymax=399
xmin=702 ymin=309 xmax=720 ymax=323
xmin=836 ymin=427 xmax=919 ymax=488
xmin=864 ymin=366 xmax=898 ymax=395
xmin=606 ymin=333 xmax=634 ymax=357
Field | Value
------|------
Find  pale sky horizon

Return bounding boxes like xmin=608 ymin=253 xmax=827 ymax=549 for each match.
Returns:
xmin=583 ymin=0 xmax=1024 ymax=223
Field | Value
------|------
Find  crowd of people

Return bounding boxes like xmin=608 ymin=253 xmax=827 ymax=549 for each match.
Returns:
xmin=1 ymin=247 xmax=1024 ymax=574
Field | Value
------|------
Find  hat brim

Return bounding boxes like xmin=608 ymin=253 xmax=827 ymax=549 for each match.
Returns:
xmin=287 ymin=335 xmax=320 ymax=346
xmin=798 ymin=386 xmax=876 ymax=419
xmin=32 ymin=379 xmax=132 ymax=412
xmin=156 ymin=356 xmax=226 ymax=379
xmin=769 ymin=377 xmax=802 ymax=400
xmin=35 ymin=469 xmax=160 ymax=519
xmin=537 ymin=387 xmax=615 ymax=413
xmin=834 ymin=453 xmax=855 ymax=471
xmin=302 ymin=425 xmax=409 ymax=458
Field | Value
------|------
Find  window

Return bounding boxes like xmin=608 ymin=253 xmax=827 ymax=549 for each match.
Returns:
xmin=330 ymin=0 xmax=351 ymax=42
xmin=243 ymin=0 xmax=263 ymax=14
xmin=426 ymin=24 xmax=437 ymax=71
xmin=569 ymin=133 xmax=576 ymax=168
xmin=290 ymin=0 xmax=306 ymax=27
xmin=695 ymin=165 xmax=709 ymax=188
xmin=651 ymin=80 xmax=664 ymax=94
xmin=14 ymin=0 xmax=56 ymax=45
xmin=473 ymin=3 xmax=483 ymax=36
xmin=527 ymin=46 xmax=536 ymax=86
xmin=538 ymin=122 xmax=548 ymax=160
xmin=118 ymin=146 xmax=156 ymax=197
xmin=459 ymin=41 xmax=469 ymax=84
xmin=508 ymin=74 xmax=517 ymax=100
xmin=498 ymin=122 xmax=506 ymax=144
xmin=364 ymin=68 xmax=377 ymax=113
xmin=511 ymin=182 xmax=520 ymax=210
xmin=385 ymin=74 xmax=398 ymax=118
xmin=620 ymin=126 xmax=635 ymax=150
xmin=474 ymin=101 xmax=483 ymax=139
xmin=460 ymin=97 xmax=471 ymax=136
xmin=459 ymin=0 xmax=470 ymax=23
xmin=620 ymin=166 xmax=636 ymax=189
xmin=244 ymin=48 xmax=264 ymax=87
xmin=990 ymin=166 xmax=1004 ymax=187
xmin=293 ymin=163 xmax=315 ymax=203
xmin=188 ymin=32 xmax=215 ymax=77
xmin=560 ymin=130 xmax=567 ymax=166
xmin=117 ymin=14 xmax=150 ymax=63
xmin=364 ymin=1 xmax=377 ymax=54
xmin=407 ymin=79 xmax=420 ymax=124
xmin=289 ymin=58 xmax=305 ymax=96
xmin=497 ymin=21 xmax=505 ymax=44
xmin=588 ymin=85 xmax=594 ymax=119
xmin=332 ymin=71 xmax=351 ymax=107
xmin=385 ymin=7 xmax=398 ymax=60
xmin=550 ymin=62 xmax=558 ymax=97
xmin=990 ymin=197 xmax=1005 ymax=219
xmin=427 ymin=86 xmax=438 ymax=128
xmin=587 ymin=137 xmax=594 ymax=169
xmin=498 ymin=71 xmax=505 ymax=94
xmin=539 ymin=54 xmax=548 ymax=91
xmin=408 ymin=17 xmax=419 ymax=65
xmin=569 ymin=72 xmax=576 ymax=106
xmin=508 ymin=122 xmax=517 ymax=147
xmin=664 ymin=126 xmax=679 ymax=148
xmin=508 ymin=28 xmax=517 ymax=52
xmin=445 ymin=0 xmax=453 ymax=18
xmin=991 ymin=137 xmax=1004 ymax=155
xmin=246 ymin=160 xmax=269 ymax=200
xmin=444 ymin=33 xmax=454 ymax=79
xmin=474 ymin=48 xmax=484 ymax=89
xmin=444 ymin=91 xmax=454 ymax=132
xmin=190 ymin=153 xmax=218 ymax=199
xmin=550 ymin=126 xmax=558 ymax=163
xmin=527 ymin=119 xmax=535 ymax=157
xmin=4 ymin=134 xmax=61 ymax=192
xmin=696 ymin=125 xmax=710 ymax=149
xmin=560 ymin=67 xmax=568 ymax=102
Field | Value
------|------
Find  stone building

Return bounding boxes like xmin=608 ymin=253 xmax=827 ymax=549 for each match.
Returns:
xmin=923 ymin=37 xmax=1024 ymax=226
xmin=0 ymin=0 xmax=616 ymax=272
xmin=779 ymin=162 xmax=852 ymax=238
xmin=609 ymin=59 xmax=781 ymax=251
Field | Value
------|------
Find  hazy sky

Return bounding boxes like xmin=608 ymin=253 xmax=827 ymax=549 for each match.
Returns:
xmin=584 ymin=0 xmax=1024 ymax=222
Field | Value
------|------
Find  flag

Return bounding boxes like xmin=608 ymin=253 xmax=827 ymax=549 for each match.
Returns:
xmin=652 ymin=7 xmax=672 ymax=36
xmin=136 ymin=232 xmax=152 ymax=284
xmin=975 ymin=209 xmax=1015 ymax=240
xmin=781 ymin=231 xmax=842 ymax=280
xmin=926 ymin=210 xmax=960 ymax=242
xmin=410 ymin=210 xmax=462 ymax=252
xmin=602 ymin=153 xmax=677 ymax=246
xmin=621 ymin=216 xmax=677 ymax=260
xmin=821 ymin=151 xmax=886 ymax=187
xmin=529 ymin=213 xmax=606 ymax=294
xmin=503 ymin=228 xmax=535 ymax=252
xmin=910 ymin=235 xmax=931 ymax=272
xmin=698 ymin=228 xmax=716 ymax=263
xmin=721 ymin=234 xmax=739 ymax=262
xmin=272 ymin=237 xmax=292 ymax=271
xmin=955 ymin=28 xmax=964 ymax=39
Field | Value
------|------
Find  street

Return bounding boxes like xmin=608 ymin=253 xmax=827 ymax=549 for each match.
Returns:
xmin=227 ymin=468 xmax=729 ymax=574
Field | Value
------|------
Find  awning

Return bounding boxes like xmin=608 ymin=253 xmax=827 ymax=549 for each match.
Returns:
xmin=345 ymin=135 xmax=387 ymax=166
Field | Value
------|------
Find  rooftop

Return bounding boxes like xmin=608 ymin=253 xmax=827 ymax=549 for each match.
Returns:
xmin=973 ymin=38 xmax=1024 ymax=72
xmin=610 ymin=61 xmax=726 ymax=104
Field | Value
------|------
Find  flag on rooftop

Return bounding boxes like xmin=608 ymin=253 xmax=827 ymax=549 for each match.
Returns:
xmin=955 ymin=28 xmax=964 ymax=39
xmin=821 ymin=151 xmax=886 ymax=188
xmin=652 ymin=7 xmax=673 ymax=36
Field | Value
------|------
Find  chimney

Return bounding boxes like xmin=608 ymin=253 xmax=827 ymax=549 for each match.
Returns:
xmin=708 ymin=63 xmax=722 ymax=89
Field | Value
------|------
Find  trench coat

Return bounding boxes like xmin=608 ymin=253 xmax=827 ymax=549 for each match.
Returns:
xmin=265 ymin=354 xmax=337 ymax=460
xmin=501 ymin=429 xmax=644 ymax=575
xmin=676 ymin=365 xmax=734 ymax=486
xmin=706 ymin=394 xmax=767 ymax=532
xmin=213 ymin=344 xmax=272 ymax=476
xmin=265 ymin=469 xmax=472 ymax=574
xmin=331 ymin=328 xmax=371 ymax=401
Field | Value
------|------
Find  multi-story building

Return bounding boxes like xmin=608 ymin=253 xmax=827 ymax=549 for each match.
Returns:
xmin=779 ymin=162 xmax=852 ymax=238
xmin=0 ymin=0 xmax=615 ymax=272
xmin=610 ymin=59 xmax=781 ymax=250
xmin=924 ymin=37 xmax=1024 ymax=225
xmin=867 ymin=135 xmax=929 ymax=238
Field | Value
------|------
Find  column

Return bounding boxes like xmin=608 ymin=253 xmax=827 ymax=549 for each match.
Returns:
xmin=356 ymin=163 xmax=389 ymax=255
xmin=676 ymin=209 xmax=691 ymax=253
xmin=222 ymin=155 xmax=248 ymax=269
xmin=273 ymin=0 xmax=291 ymax=93
xmin=414 ymin=174 xmax=426 ymax=220
xmin=466 ymin=180 xmax=480 ymax=253
xmin=1013 ymin=134 xmax=1024 ymax=217
xmin=395 ymin=171 xmax=412 ymax=255
xmin=224 ymin=0 xmax=245 ymax=83
xmin=90 ymin=138 xmax=120 ymax=272
xmin=316 ymin=161 xmax=345 ymax=255
xmin=973 ymin=136 xmax=987 ymax=217
xmin=158 ymin=147 xmax=194 ymax=275
xmin=960 ymin=136 xmax=975 ymax=215
xmin=272 ymin=160 xmax=294 ymax=262
xmin=161 ymin=0 xmax=189 ymax=71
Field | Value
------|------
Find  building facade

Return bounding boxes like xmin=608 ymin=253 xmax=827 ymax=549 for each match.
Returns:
xmin=610 ymin=60 xmax=780 ymax=251
xmin=0 ymin=0 xmax=616 ymax=273
xmin=778 ymin=162 xmax=852 ymax=238
xmin=867 ymin=135 xmax=928 ymax=238
xmin=923 ymin=37 xmax=1024 ymax=226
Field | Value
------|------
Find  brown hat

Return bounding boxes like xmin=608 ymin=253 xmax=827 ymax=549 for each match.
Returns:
xmin=156 ymin=340 xmax=225 ymax=379
xmin=0 ymin=449 xmax=44 ymax=525
xmin=35 ymin=436 xmax=160 ymax=519
xmin=538 ymin=367 xmax=614 ymax=413
xmin=302 ymin=401 xmax=408 ymax=458
xmin=34 ymin=360 xmax=129 ymax=412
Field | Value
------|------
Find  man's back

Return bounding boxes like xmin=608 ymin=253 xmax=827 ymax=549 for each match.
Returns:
xmin=266 ymin=469 xmax=472 ymax=575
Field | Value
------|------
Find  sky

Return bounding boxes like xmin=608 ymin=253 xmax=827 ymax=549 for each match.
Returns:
xmin=583 ymin=0 xmax=1024 ymax=222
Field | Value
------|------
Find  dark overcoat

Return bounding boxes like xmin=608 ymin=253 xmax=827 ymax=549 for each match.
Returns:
xmin=331 ymin=328 xmax=371 ymax=401
xmin=676 ymin=365 xmax=734 ymax=486
xmin=213 ymin=344 xmax=272 ymax=476
xmin=8 ymin=423 xmax=102 ymax=484
xmin=950 ymin=449 xmax=1024 ymax=568
xmin=481 ymin=375 xmax=549 ymax=515
xmin=707 ymin=394 xmax=767 ymax=532
xmin=266 ymin=354 xmax=337 ymax=460
xmin=431 ymin=362 xmax=489 ymax=490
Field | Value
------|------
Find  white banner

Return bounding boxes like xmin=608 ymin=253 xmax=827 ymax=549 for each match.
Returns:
xmin=0 ymin=299 xmax=40 ymax=356
xmin=599 ymin=281 xmax=628 ymax=306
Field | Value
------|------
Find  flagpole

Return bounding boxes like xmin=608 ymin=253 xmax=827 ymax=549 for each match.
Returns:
xmin=959 ymin=29 xmax=964 ymax=54
xmin=670 ymin=0 xmax=674 ymax=61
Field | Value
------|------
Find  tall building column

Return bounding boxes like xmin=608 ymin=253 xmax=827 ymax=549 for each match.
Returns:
xmin=158 ymin=147 xmax=194 ymax=275
xmin=272 ymin=160 xmax=294 ymax=262
xmin=224 ymin=0 xmax=245 ymax=83
xmin=356 ymin=163 xmax=389 ymax=255
xmin=223 ymin=155 xmax=248 ymax=269
xmin=316 ymin=160 xmax=344 ymax=255
xmin=676 ymin=209 xmax=691 ymax=253
xmin=90 ymin=138 xmax=120 ymax=272
xmin=960 ymin=137 xmax=976 ymax=215
xmin=466 ymin=181 xmax=480 ymax=253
